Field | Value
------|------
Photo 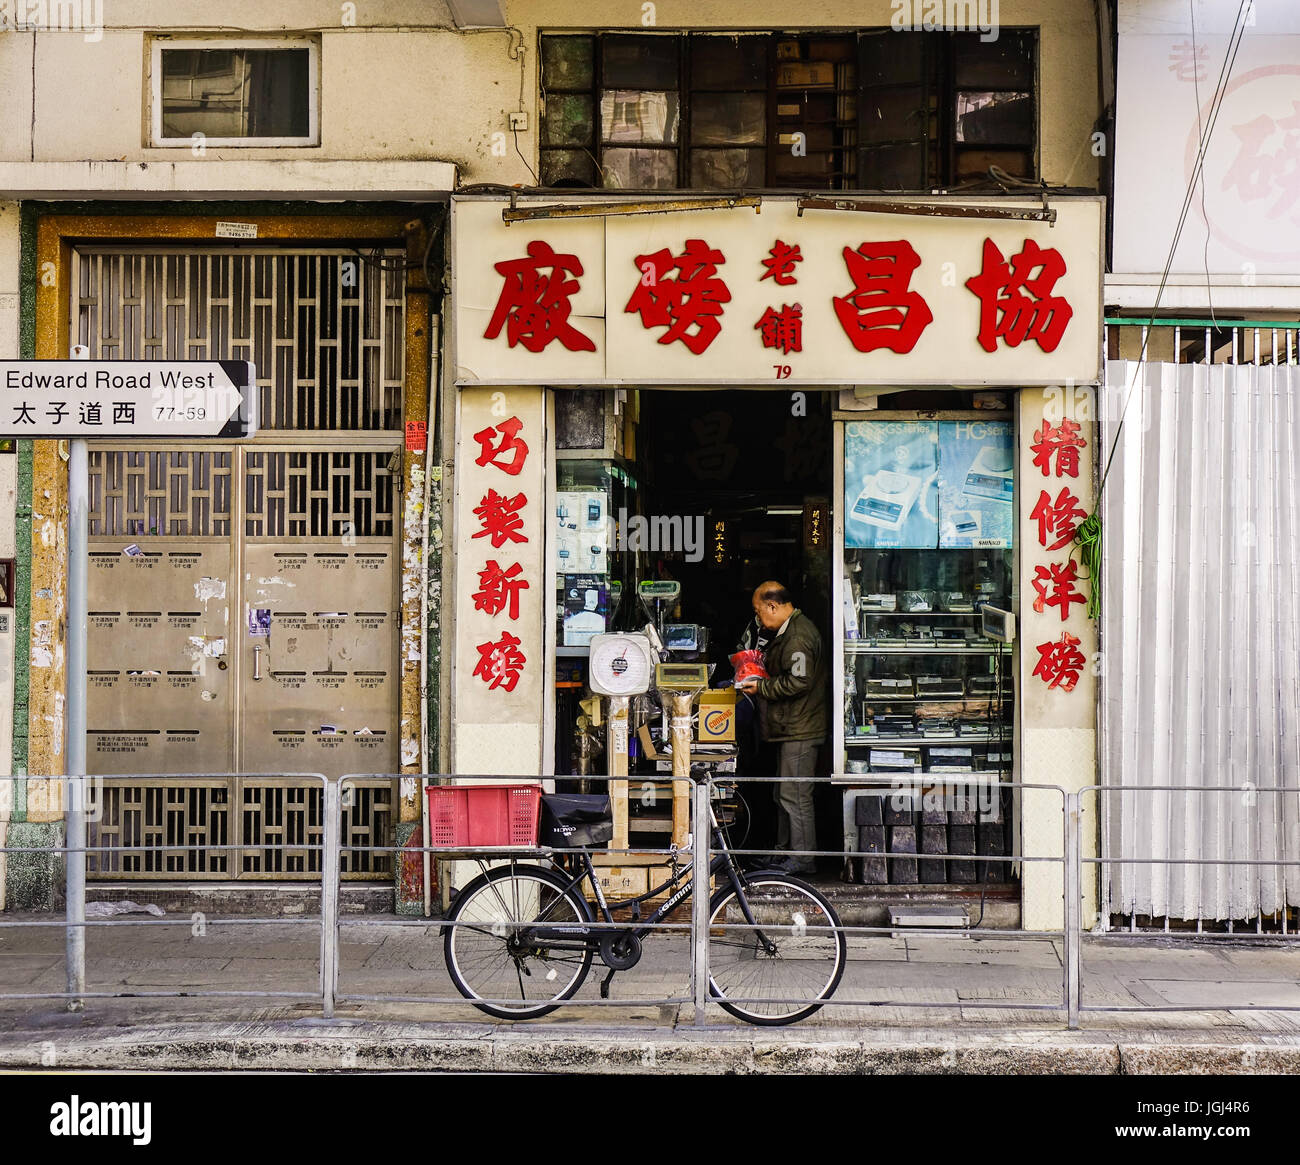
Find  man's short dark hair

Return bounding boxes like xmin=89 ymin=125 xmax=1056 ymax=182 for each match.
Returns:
xmin=758 ymin=584 xmax=793 ymax=606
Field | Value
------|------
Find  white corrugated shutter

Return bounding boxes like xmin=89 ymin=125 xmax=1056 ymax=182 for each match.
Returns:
xmin=1100 ymin=360 xmax=1300 ymax=921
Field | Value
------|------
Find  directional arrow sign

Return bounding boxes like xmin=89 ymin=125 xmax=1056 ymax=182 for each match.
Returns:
xmin=1 ymin=361 xmax=257 ymax=438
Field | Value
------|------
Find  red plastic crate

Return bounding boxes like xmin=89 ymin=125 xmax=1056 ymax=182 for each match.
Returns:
xmin=426 ymin=783 xmax=542 ymax=848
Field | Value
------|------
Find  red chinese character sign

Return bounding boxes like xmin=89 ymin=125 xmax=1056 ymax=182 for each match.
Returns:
xmin=1032 ymin=632 xmax=1087 ymax=692
xmin=755 ymin=304 xmax=803 ymax=354
xmin=1016 ymin=386 xmax=1099 ymax=923
xmin=484 ymin=240 xmax=597 ymax=354
xmin=472 ymin=560 xmax=529 ymax=621
xmin=455 ymin=198 xmax=1102 ymax=385
xmin=453 ymin=387 xmax=546 ymax=774
xmin=965 ymin=238 xmax=1073 ymax=354
xmin=1030 ymin=418 xmax=1087 ymax=478
xmin=1020 ymin=387 xmax=1098 ymax=707
xmin=472 ymin=632 xmax=527 ymax=692
xmin=624 ymin=239 xmax=731 ymax=355
xmin=472 ymin=416 xmax=530 ymax=476
xmin=832 ymin=240 xmax=933 ymax=354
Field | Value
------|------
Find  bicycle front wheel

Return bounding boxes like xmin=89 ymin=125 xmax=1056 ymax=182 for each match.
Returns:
xmin=444 ymin=864 xmax=594 ymax=1020
xmin=707 ymin=874 xmax=846 ymax=1026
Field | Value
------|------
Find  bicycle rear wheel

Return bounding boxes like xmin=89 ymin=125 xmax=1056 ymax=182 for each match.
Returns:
xmin=707 ymin=874 xmax=846 ymax=1026
xmin=444 ymin=864 xmax=594 ymax=1020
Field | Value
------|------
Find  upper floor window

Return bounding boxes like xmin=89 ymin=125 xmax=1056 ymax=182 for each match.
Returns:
xmin=150 ymin=38 xmax=320 ymax=147
xmin=539 ymin=30 xmax=1036 ymax=191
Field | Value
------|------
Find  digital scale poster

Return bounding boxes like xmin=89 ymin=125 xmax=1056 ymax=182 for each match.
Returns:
xmin=844 ymin=421 xmax=940 ymax=549
xmin=936 ymin=420 xmax=1014 ymax=549
xmin=844 ymin=421 xmax=1014 ymax=549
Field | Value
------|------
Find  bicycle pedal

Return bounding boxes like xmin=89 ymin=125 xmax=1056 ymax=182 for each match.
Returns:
xmin=599 ymin=968 xmax=616 ymax=999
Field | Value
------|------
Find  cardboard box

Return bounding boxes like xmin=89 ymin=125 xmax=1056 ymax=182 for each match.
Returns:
xmin=776 ymin=60 xmax=835 ymax=88
xmin=593 ymin=866 xmax=649 ymax=900
xmin=698 ymin=689 xmax=737 ymax=742
xmin=637 ymin=722 xmax=733 ymax=765
xmin=645 ymin=863 xmax=713 ymax=902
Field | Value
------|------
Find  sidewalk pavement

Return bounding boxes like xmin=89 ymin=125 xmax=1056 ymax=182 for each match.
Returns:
xmin=0 ymin=914 xmax=1298 ymax=1073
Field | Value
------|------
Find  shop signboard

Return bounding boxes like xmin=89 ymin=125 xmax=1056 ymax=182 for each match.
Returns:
xmin=453 ymin=196 xmax=1103 ymax=387
xmin=452 ymin=388 xmax=547 ymax=774
xmin=1020 ymin=391 xmax=1096 ymax=699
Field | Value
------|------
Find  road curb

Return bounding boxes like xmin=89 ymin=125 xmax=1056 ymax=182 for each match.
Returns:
xmin=6 ymin=1024 xmax=1293 ymax=1073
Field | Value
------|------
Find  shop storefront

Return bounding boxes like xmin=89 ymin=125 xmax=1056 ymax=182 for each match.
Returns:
xmin=445 ymin=193 xmax=1103 ymax=928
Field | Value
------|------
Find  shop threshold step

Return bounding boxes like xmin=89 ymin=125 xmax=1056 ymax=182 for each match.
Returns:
xmin=888 ymin=905 xmax=971 ymax=934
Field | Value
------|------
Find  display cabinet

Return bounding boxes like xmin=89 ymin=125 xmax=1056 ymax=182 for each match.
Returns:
xmin=843 ymin=548 xmax=1013 ymax=779
xmin=834 ymin=417 xmax=1018 ymax=887
xmin=553 ymin=459 xmax=634 ymax=653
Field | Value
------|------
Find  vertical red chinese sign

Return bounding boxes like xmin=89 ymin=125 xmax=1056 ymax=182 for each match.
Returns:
xmin=452 ymin=387 xmax=546 ymax=776
xmin=1017 ymin=387 xmax=1099 ymax=931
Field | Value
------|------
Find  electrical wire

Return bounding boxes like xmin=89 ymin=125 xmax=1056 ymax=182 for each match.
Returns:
xmin=987 ymin=164 xmax=1048 ymax=191
xmin=513 ymin=129 xmax=540 ymax=186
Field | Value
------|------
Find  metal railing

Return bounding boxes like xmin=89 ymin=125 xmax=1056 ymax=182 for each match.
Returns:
xmin=2 ymin=772 xmax=1298 ymax=1030
xmin=1105 ymin=318 xmax=1300 ymax=366
xmin=0 ymin=773 xmax=332 ymax=1009
xmin=1083 ymin=783 xmax=1300 ymax=944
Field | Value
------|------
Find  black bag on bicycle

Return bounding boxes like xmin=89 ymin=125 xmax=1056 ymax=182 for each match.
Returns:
xmin=538 ymin=793 xmax=613 ymax=848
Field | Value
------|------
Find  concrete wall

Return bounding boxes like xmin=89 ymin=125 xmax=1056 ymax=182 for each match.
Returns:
xmin=0 ymin=1 xmax=1103 ymax=191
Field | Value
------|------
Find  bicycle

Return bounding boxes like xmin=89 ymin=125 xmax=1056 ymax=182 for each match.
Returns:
xmin=441 ymin=788 xmax=847 ymax=1026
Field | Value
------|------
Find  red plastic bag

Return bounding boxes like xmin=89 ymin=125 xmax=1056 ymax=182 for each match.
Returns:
xmin=729 ymin=649 xmax=768 ymax=685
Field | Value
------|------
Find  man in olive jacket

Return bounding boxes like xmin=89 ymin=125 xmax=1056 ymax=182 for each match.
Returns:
xmin=737 ymin=581 xmax=828 ymax=874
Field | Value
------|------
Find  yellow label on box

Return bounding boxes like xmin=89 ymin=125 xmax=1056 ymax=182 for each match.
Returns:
xmin=698 ymin=689 xmax=738 ymax=742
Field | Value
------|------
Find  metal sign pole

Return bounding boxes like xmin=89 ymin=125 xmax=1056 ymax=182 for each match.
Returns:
xmin=1 ymin=358 xmax=256 ymax=1011
xmin=65 ymin=437 xmax=88 ymax=1010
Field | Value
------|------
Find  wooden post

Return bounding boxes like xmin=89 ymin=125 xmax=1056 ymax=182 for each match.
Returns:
xmin=607 ymin=695 xmax=630 ymax=852
xmin=669 ymin=691 xmax=694 ymax=849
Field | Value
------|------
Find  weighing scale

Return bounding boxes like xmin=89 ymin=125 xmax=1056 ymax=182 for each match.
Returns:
xmin=654 ymin=662 xmax=711 ymax=783
xmin=654 ymin=662 xmax=710 ymax=691
xmin=638 ymin=580 xmax=681 ymax=602
xmin=588 ymin=632 xmax=654 ymax=786
xmin=848 ymin=469 xmax=924 ymax=531
xmin=962 ymin=446 xmax=1014 ymax=504
xmin=638 ymin=579 xmax=683 ymax=647
xmin=980 ymin=605 xmax=1016 ymax=642
xmin=948 ymin=509 xmax=982 ymax=538
xmin=588 ymin=633 xmax=654 ymax=697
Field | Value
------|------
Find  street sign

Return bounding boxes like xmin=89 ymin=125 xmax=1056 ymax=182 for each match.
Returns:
xmin=1 ymin=360 xmax=257 ymax=438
